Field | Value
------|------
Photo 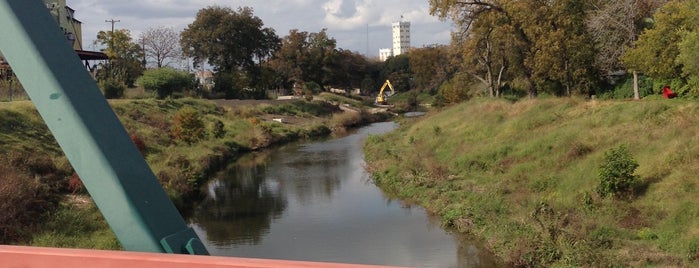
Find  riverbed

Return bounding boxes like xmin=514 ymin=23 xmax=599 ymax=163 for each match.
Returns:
xmin=188 ymin=122 xmax=500 ymax=267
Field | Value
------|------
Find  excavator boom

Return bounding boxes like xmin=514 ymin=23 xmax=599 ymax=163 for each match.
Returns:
xmin=375 ymin=80 xmax=395 ymax=105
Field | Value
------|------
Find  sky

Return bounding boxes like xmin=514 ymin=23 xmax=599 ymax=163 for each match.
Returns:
xmin=68 ymin=0 xmax=454 ymax=58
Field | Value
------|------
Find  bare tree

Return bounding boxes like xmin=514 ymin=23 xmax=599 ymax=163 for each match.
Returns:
xmin=139 ymin=27 xmax=181 ymax=68
xmin=586 ymin=0 xmax=667 ymax=99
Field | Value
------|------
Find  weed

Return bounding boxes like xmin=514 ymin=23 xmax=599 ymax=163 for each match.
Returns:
xmin=638 ymin=227 xmax=659 ymax=240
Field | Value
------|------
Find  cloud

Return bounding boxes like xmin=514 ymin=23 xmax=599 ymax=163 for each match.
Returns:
xmin=68 ymin=0 xmax=453 ymax=56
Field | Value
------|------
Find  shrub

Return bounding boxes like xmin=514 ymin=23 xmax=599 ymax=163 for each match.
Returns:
xmin=98 ymin=79 xmax=125 ymax=99
xmin=597 ymin=145 xmax=639 ymax=198
xmin=137 ymin=68 xmax=193 ymax=99
xmin=211 ymin=120 xmax=226 ymax=139
xmin=171 ymin=107 xmax=206 ymax=144
xmin=0 ymin=154 xmax=61 ymax=243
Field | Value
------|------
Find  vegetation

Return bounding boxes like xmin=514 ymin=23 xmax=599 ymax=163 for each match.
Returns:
xmin=425 ymin=0 xmax=699 ymax=99
xmin=170 ymin=106 xmax=207 ymax=144
xmin=137 ymin=67 xmax=194 ymax=99
xmin=94 ymin=29 xmax=145 ymax=87
xmin=364 ymin=98 xmax=699 ymax=266
xmin=0 ymin=95 xmax=385 ymax=248
xmin=98 ymin=78 xmax=126 ymax=99
xmin=597 ymin=145 xmax=639 ymax=199
xmin=180 ymin=6 xmax=279 ymax=99
xmin=138 ymin=27 xmax=182 ymax=69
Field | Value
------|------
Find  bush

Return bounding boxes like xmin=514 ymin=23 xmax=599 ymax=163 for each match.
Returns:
xmin=597 ymin=145 xmax=639 ymax=198
xmin=98 ymin=79 xmax=125 ymax=99
xmin=211 ymin=120 xmax=225 ymax=139
xmin=0 ymin=154 xmax=62 ymax=243
xmin=171 ymin=107 xmax=206 ymax=144
xmin=137 ymin=68 xmax=194 ymax=99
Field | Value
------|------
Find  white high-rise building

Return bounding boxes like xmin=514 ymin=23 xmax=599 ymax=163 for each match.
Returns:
xmin=379 ymin=18 xmax=411 ymax=61
xmin=392 ymin=20 xmax=410 ymax=56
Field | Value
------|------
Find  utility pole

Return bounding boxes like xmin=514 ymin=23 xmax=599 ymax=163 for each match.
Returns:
xmin=105 ymin=18 xmax=120 ymax=33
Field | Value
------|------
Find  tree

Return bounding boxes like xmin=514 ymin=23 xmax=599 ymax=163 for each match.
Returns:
xmin=431 ymin=0 xmax=618 ymax=98
xmin=381 ymin=54 xmax=411 ymax=93
xmin=139 ymin=27 xmax=181 ymax=68
xmin=525 ymin=0 xmax=597 ymax=96
xmin=180 ymin=6 xmax=279 ymax=72
xmin=181 ymin=6 xmax=280 ymax=98
xmin=325 ymin=49 xmax=372 ymax=91
xmin=95 ymin=29 xmax=145 ymax=87
xmin=268 ymin=29 xmax=340 ymax=90
xmin=453 ymin=8 xmax=513 ymax=97
xmin=429 ymin=0 xmax=541 ymax=97
xmin=587 ymin=0 xmax=667 ymax=99
xmin=409 ymin=45 xmax=452 ymax=93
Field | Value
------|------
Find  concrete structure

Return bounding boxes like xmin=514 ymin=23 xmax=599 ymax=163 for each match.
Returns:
xmin=378 ymin=18 xmax=411 ymax=61
xmin=44 ymin=0 xmax=83 ymax=50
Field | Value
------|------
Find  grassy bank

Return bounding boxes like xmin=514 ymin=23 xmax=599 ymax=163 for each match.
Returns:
xmin=364 ymin=97 xmax=699 ymax=267
xmin=0 ymin=96 xmax=386 ymax=248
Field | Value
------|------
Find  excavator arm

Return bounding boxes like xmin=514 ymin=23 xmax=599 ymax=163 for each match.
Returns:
xmin=375 ymin=80 xmax=395 ymax=105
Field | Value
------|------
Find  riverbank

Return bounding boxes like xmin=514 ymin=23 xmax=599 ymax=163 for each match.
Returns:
xmin=363 ymin=97 xmax=699 ymax=267
xmin=0 ymin=95 xmax=389 ymax=248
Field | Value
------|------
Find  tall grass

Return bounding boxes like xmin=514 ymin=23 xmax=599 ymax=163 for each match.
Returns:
xmin=364 ymin=97 xmax=699 ymax=266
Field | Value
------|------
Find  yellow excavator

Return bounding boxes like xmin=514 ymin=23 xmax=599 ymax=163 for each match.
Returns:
xmin=375 ymin=80 xmax=395 ymax=105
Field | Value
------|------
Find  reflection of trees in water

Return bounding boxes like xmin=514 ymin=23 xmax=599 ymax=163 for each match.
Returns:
xmin=191 ymin=153 xmax=286 ymax=246
xmin=271 ymin=148 xmax=350 ymax=205
xmin=191 ymin=141 xmax=360 ymax=245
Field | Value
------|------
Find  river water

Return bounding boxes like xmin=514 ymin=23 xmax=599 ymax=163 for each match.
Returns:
xmin=188 ymin=122 xmax=501 ymax=267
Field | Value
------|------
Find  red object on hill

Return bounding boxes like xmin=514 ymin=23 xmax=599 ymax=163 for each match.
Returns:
xmin=662 ymin=86 xmax=677 ymax=99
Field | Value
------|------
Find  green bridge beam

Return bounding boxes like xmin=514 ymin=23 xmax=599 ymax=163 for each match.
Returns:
xmin=0 ymin=0 xmax=207 ymax=255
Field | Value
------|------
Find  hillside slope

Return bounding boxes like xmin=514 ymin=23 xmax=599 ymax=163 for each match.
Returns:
xmin=364 ymin=98 xmax=699 ymax=267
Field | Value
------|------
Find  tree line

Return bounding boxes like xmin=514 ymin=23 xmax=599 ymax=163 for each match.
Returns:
xmin=95 ymin=6 xmax=387 ymax=99
xmin=429 ymin=0 xmax=699 ymax=100
xmin=94 ymin=1 xmax=698 ymax=102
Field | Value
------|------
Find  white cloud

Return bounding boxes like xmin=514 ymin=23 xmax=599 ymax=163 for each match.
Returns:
xmin=68 ymin=0 xmax=453 ymax=56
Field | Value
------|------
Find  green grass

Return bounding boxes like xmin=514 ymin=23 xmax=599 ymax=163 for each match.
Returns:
xmin=29 ymin=200 xmax=120 ymax=250
xmin=364 ymin=97 xmax=699 ymax=266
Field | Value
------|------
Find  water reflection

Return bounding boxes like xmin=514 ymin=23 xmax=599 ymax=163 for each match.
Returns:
xmin=189 ymin=122 xmax=502 ymax=267
xmin=191 ymin=152 xmax=286 ymax=245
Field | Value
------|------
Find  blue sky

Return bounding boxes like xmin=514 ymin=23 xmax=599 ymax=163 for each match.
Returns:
xmin=69 ymin=0 xmax=454 ymax=58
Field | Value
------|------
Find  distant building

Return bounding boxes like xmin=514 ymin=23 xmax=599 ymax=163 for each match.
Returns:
xmin=392 ymin=20 xmax=410 ymax=55
xmin=194 ymin=70 xmax=215 ymax=90
xmin=379 ymin=48 xmax=393 ymax=62
xmin=0 ymin=0 xmax=107 ymax=79
xmin=378 ymin=18 xmax=411 ymax=61
xmin=44 ymin=0 xmax=83 ymax=51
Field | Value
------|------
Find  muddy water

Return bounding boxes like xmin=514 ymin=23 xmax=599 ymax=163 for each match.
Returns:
xmin=188 ymin=122 xmax=501 ymax=267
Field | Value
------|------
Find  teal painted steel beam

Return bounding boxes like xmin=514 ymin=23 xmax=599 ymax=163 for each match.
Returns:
xmin=0 ymin=0 xmax=208 ymax=255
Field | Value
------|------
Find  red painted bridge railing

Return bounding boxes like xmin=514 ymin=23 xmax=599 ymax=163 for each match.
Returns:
xmin=0 ymin=246 xmax=404 ymax=268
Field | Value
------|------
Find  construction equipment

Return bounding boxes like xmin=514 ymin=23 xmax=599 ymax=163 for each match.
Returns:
xmin=375 ymin=80 xmax=395 ymax=105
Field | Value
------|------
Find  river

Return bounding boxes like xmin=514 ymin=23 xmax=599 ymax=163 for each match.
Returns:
xmin=187 ymin=122 xmax=501 ymax=267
